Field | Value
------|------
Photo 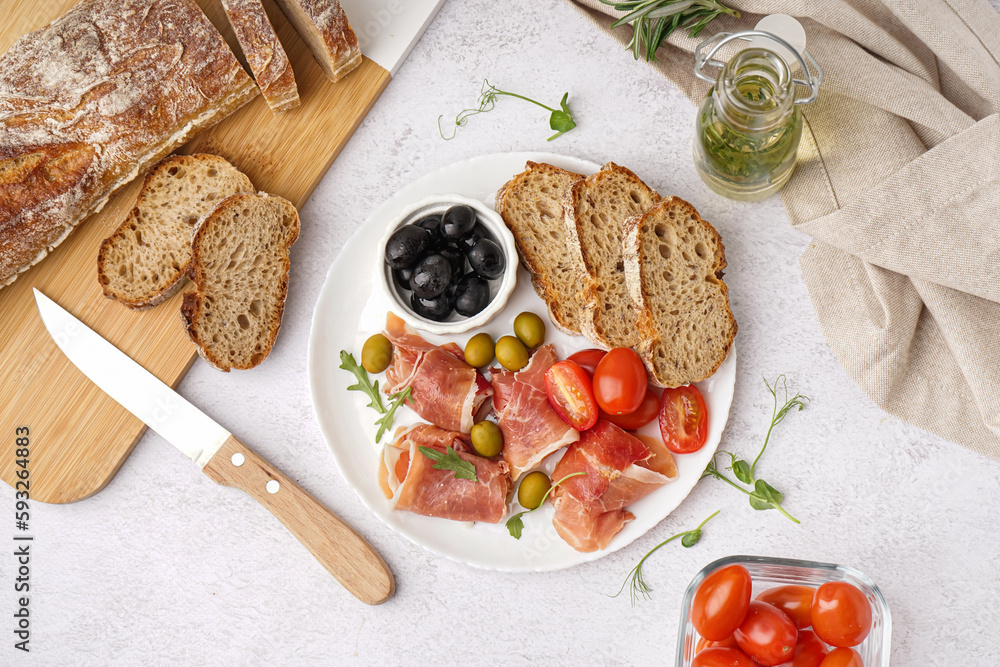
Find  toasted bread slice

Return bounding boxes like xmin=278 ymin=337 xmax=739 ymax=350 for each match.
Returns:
xmin=563 ymin=162 xmax=660 ymax=348
xmin=495 ymin=161 xmax=585 ymax=334
xmin=274 ymin=0 xmax=361 ymax=83
xmin=181 ymin=192 xmax=300 ymax=371
xmin=623 ymin=197 xmax=736 ymax=387
xmin=97 ymin=154 xmax=254 ymax=309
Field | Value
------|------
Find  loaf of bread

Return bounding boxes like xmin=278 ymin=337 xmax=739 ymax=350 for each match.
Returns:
xmin=97 ymin=154 xmax=255 ymax=309
xmin=0 ymin=0 xmax=258 ymax=289
xmin=495 ymin=161 xmax=586 ymax=334
xmin=623 ymin=197 xmax=737 ymax=387
xmin=181 ymin=192 xmax=300 ymax=371
xmin=222 ymin=0 xmax=301 ymax=113
xmin=274 ymin=0 xmax=361 ymax=83
xmin=563 ymin=162 xmax=660 ymax=348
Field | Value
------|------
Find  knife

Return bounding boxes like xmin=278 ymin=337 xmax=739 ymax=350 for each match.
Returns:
xmin=33 ymin=289 xmax=394 ymax=605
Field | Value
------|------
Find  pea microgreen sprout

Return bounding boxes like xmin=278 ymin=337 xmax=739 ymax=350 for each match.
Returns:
xmin=701 ymin=375 xmax=808 ymax=524
xmin=439 ymin=80 xmax=577 ymax=142
xmin=505 ymin=472 xmax=586 ymax=539
xmin=612 ymin=510 xmax=721 ymax=606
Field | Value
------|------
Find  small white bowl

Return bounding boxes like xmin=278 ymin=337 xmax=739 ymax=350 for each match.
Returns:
xmin=376 ymin=194 xmax=518 ymax=335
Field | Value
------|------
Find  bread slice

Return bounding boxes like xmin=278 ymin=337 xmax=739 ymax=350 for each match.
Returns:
xmin=563 ymin=162 xmax=660 ymax=348
xmin=623 ymin=197 xmax=737 ymax=387
xmin=495 ymin=162 xmax=586 ymax=334
xmin=97 ymin=154 xmax=254 ymax=309
xmin=222 ymin=0 xmax=300 ymax=113
xmin=181 ymin=193 xmax=300 ymax=371
xmin=273 ymin=0 xmax=361 ymax=83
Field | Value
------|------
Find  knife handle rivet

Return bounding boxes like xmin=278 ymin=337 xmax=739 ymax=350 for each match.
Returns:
xmin=266 ymin=480 xmax=280 ymax=494
xmin=231 ymin=453 xmax=245 ymax=467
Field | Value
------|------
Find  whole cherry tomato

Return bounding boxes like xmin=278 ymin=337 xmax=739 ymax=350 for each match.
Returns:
xmin=734 ymin=600 xmax=798 ymax=666
xmin=818 ymin=648 xmax=863 ymax=667
xmin=692 ymin=647 xmax=758 ymax=667
xmin=691 ymin=564 xmax=753 ymax=641
xmin=810 ymin=582 xmax=872 ymax=648
xmin=658 ymin=384 xmax=709 ymax=454
xmin=592 ymin=348 xmax=647 ymax=414
xmin=756 ymin=585 xmax=816 ymax=629
xmin=567 ymin=348 xmax=606 ymax=377
xmin=544 ymin=360 xmax=598 ymax=431
xmin=600 ymin=387 xmax=660 ymax=430
xmin=696 ymin=634 xmax=739 ymax=652
xmin=776 ymin=629 xmax=829 ymax=667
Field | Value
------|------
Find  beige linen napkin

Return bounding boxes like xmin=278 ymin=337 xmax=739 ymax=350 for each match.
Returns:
xmin=570 ymin=0 xmax=1000 ymax=461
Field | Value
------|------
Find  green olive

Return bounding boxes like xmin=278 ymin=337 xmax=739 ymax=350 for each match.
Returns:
xmin=495 ymin=335 xmax=529 ymax=371
xmin=464 ymin=332 xmax=495 ymax=368
xmin=470 ymin=421 xmax=503 ymax=458
xmin=517 ymin=471 xmax=551 ymax=510
xmin=361 ymin=333 xmax=393 ymax=374
xmin=513 ymin=312 xmax=546 ymax=349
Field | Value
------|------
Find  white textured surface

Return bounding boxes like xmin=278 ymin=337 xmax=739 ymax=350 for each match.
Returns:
xmin=5 ymin=1 xmax=1000 ymax=664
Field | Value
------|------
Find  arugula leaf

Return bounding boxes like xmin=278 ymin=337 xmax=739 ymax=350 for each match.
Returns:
xmin=375 ymin=387 xmax=412 ymax=444
xmin=505 ymin=472 xmax=586 ymax=539
xmin=418 ymin=445 xmax=478 ymax=481
xmin=339 ymin=351 xmax=386 ymax=414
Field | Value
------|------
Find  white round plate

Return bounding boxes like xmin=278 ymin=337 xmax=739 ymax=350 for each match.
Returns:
xmin=307 ymin=152 xmax=737 ymax=572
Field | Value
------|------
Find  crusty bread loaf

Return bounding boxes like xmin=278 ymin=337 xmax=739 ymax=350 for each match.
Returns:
xmin=274 ymin=0 xmax=361 ymax=83
xmin=495 ymin=161 xmax=585 ymax=334
xmin=96 ymin=154 xmax=254 ymax=309
xmin=181 ymin=193 xmax=300 ymax=371
xmin=563 ymin=162 xmax=660 ymax=348
xmin=623 ymin=197 xmax=737 ymax=387
xmin=0 ymin=0 xmax=258 ymax=289
xmin=222 ymin=0 xmax=301 ymax=113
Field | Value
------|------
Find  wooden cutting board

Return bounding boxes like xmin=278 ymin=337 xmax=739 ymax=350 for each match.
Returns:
xmin=0 ymin=0 xmax=392 ymax=503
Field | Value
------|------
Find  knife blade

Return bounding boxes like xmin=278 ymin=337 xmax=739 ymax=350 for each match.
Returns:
xmin=33 ymin=289 xmax=394 ymax=605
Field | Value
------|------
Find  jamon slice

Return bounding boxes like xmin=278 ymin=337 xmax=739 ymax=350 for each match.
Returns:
xmin=378 ymin=424 xmax=510 ymax=524
xmin=551 ymin=420 xmax=672 ymax=552
xmin=383 ymin=313 xmax=492 ymax=433
xmin=491 ymin=345 xmax=579 ymax=481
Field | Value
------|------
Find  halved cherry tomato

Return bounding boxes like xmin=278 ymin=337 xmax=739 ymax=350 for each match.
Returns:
xmin=776 ymin=629 xmax=829 ymax=667
xmin=734 ymin=600 xmax=798 ymax=666
xmin=696 ymin=634 xmax=739 ymax=653
xmin=818 ymin=648 xmax=862 ymax=667
xmin=544 ymin=360 xmax=598 ymax=431
xmin=811 ymin=582 xmax=872 ymax=648
xmin=658 ymin=384 xmax=709 ymax=454
xmin=567 ymin=348 xmax=606 ymax=378
xmin=592 ymin=348 xmax=647 ymax=414
xmin=600 ymin=387 xmax=660 ymax=430
xmin=692 ymin=647 xmax=758 ymax=667
xmin=756 ymin=585 xmax=816 ymax=629
xmin=692 ymin=564 xmax=753 ymax=641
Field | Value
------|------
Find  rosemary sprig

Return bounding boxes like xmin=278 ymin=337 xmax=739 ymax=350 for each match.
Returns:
xmin=439 ymin=80 xmax=576 ymax=141
xmin=599 ymin=0 xmax=740 ymax=62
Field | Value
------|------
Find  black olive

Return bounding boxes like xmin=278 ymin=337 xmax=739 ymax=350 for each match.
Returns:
xmin=459 ymin=222 xmax=492 ymax=252
xmin=438 ymin=246 xmax=465 ymax=276
xmin=392 ymin=266 xmax=413 ymax=292
xmin=384 ymin=225 xmax=430 ymax=269
xmin=410 ymin=290 xmax=454 ymax=321
xmin=409 ymin=254 xmax=453 ymax=299
xmin=467 ymin=238 xmax=506 ymax=280
xmin=454 ymin=273 xmax=491 ymax=316
xmin=414 ymin=215 xmax=444 ymax=249
xmin=441 ymin=205 xmax=477 ymax=239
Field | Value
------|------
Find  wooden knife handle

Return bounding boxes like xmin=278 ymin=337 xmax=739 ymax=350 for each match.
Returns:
xmin=202 ymin=434 xmax=395 ymax=605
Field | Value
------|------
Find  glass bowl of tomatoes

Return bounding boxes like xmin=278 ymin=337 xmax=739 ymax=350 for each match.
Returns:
xmin=676 ymin=555 xmax=891 ymax=667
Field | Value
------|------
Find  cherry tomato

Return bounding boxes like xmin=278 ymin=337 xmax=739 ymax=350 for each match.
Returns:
xmin=658 ymin=384 xmax=709 ymax=454
xmin=734 ymin=600 xmax=798 ymax=666
xmin=818 ymin=648 xmax=862 ymax=667
xmin=776 ymin=629 xmax=829 ymax=667
xmin=544 ymin=360 xmax=598 ymax=431
xmin=567 ymin=348 xmax=606 ymax=377
xmin=756 ymin=585 xmax=816 ymax=629
xmin=600 ymin=387 xmax=660 ymax=430
xmin=692 ymin=647 xmax=758 ymax=667
xmin=696 ymin=634 xmax=738 ymax=652
xmin=810 ymin=582 xmax=872 ymax=648
xmin=691 ymin=564 xmax=753 ymax=641
xmin=592 ymin=348 xmax=647 ymax=414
